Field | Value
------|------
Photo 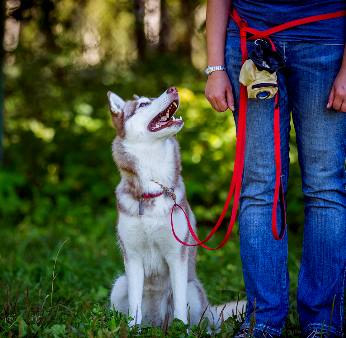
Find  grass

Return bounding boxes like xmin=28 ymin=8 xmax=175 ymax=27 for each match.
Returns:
xmin=0 ymin=202 xmax=304 ymax=337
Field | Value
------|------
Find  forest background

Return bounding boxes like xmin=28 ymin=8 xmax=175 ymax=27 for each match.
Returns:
xmin=0 ymin=1 xmax=305 ymax=336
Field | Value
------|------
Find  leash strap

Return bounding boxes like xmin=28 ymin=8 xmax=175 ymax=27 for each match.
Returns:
xmin=233 ymin=10 xmax=346 ymax=40
xmin=170 ymin=9 xmax=346 ymax=249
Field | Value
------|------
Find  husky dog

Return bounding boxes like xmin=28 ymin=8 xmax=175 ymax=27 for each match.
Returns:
xmin=108 ymin=87 xmax=245 ymax=328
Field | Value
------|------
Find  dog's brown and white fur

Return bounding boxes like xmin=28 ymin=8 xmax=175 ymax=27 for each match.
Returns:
xmin=108 ymin=87 xmax=245 ymax=328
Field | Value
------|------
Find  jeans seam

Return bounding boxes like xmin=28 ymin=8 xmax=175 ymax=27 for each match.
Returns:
xmin=297 ymin=236 xmax=305 ymax=310
xmin=283 ymin=269 xmax=289 ymax=323
xmin=242 ymin=322 xmax=283 ymax=335
xmin=339 ymin=266 xmax=345 ymax=334
xmin=303 ymin=322 xmax=343 ymax=336
xmin=282 ymin=41 xmax=287 ymax=62
xmin=317 ymin=43 xmax=345 ymax=46
xmin=281 ymin=250 xmax=289 ymax=325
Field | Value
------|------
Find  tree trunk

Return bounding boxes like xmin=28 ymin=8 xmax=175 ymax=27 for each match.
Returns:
xmin=159 ymin=0 xmax=169 ymax=52
xmin=133 ymin=0 xmax=146 ymax=60
xmin=0 ymin=0 xmax=5 ymax=163
xmin=179 ymin=0 xmax=197 ymax=62
xmin=39 ymin=0 xmax=57 ymax=51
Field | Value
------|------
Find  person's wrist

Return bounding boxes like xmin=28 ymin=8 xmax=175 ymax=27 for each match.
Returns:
xmin=208 ymin=70 xmax=226 ymax=80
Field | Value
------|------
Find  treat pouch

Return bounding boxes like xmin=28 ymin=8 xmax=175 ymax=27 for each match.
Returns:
xmin=239 ymin=39 xmax=284 ymax=100
xmin=239 ymin=59 xmax=278 ymax=99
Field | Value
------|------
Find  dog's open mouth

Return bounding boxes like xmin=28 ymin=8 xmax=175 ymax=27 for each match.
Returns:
xmin=148 ymin=100 xmax=183 ymax=132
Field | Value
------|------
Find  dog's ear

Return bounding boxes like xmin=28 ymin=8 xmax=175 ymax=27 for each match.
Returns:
xmin=107 ymin=91 xmax=125 ymax=137
xmin=107 ymin=91 xmax=125 ymax=114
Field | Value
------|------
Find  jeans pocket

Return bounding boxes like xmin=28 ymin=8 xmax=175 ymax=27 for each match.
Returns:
xmin=317 ymin=43 xmax=345 ymax=46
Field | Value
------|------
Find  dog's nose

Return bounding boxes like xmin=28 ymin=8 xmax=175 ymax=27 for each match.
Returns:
xmin=166 ymin=87 xmax=177 ymax=94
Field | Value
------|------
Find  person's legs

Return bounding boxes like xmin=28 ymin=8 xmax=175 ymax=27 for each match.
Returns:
xmin=225 ymin=31 xmax=290 ymax=335
xmin=286 ymin=42 xmax=346 ymax=337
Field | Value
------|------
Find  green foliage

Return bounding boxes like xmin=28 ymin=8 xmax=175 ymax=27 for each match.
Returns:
xmin=2 ymin=52 xmax=304 ymax=230
xmin=2 ymin=0 xmax=304 ymax=230
xmin=1 ymin=0 xmax=307 ymax=336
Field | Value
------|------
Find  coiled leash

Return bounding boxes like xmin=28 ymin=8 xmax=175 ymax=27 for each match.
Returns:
xmin=169 ymin=9 xmax=346 ymax=250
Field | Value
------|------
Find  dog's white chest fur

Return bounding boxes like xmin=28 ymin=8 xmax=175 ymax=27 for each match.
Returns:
xmin=123 ymin=138 xmax=177 ymax=192
xmin=130 ymin=227 xmax=169 ymax=277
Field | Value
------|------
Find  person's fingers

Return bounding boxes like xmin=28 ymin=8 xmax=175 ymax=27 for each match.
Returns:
xmin=205 ymin=90 xmax=216 ymax=110
xmin=207 ymin=92 xmax=227 ymax=112
xmin=209 ymin=96 xmax=222 ymax=112
xmin=226 ymin=86 xmax=235 ymax=111
xmin=334 ymin=84 xmax=346 ymax=110
xmin=327 ymin=86 xmax=335 ymax=109
xmin=213 ymin=97 xmax=223 ymax=112
xmin=205 ymin=86 xmax=219 ymax=111
xmin=339 ymin=101 xmax=346 ymax=112
xmin=216 ymin=93 xmax=228 ymax=112
xmin=332 ymin=95 xmax=343 ymax=111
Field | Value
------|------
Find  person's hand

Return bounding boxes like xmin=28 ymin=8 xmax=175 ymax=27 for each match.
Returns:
xmin=205 ymin=71 xmax=234 ymax=112
xmin=327 ymin=68 xmax=346 ymax=112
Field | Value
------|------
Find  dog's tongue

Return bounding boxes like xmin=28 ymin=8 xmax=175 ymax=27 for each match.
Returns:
xmin=148 ymin=99 xmax=182 ymax=132
xmin=154 ymin=117 xmax=176 ymax=130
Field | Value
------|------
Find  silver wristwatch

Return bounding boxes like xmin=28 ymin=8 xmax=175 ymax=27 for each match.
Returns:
xmin=205 ymin=65 xmax=226 ymax=76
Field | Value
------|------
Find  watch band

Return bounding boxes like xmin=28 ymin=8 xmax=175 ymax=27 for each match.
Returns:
xmin=205 ymin=65 xmax=226 ymax=76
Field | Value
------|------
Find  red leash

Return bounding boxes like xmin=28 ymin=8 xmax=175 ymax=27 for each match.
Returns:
xmin=170 ymin=9 xmax=346 ymax=249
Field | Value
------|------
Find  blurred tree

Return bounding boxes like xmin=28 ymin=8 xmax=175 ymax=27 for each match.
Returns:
xmin=178 ymin=0 xmax=199 ymax=61
xmin=159 ymin=0 xmax=170 ymax=52
xmin=134 ymin=0 xmax=146 ymax=59
xmin=9 ymin=0 xmax=58 ymax=51
xmin=7 ymin=0 xmax=34 ymax=21
xmin=0 ymin=0 xmax=4 ymax=163
xmin=39 ymin=0 xmax=58 ymax=51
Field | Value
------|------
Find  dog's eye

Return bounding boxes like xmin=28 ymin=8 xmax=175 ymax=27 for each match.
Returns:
xmin=138 ymin=102 xmax=150 ymax=108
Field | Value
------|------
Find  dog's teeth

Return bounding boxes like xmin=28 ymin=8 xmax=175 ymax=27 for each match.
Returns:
xmin=173 ymin=102 xmax=177 ymax=108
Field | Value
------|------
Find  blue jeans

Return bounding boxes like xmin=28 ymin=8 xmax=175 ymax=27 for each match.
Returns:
xmin=225 ymin=29 xmax=346 ymax=336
